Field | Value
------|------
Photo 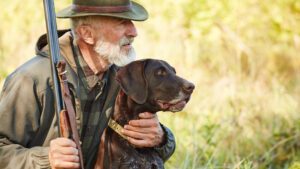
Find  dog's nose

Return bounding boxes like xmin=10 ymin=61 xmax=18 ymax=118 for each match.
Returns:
xmin=182 ymin=81 xmax=195 ymax=94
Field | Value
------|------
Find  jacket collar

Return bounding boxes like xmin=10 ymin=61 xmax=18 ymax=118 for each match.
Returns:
xmin=36 ymin=29 xmax=77 ymax=72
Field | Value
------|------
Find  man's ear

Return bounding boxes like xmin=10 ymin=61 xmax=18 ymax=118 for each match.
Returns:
xmin=116 ymin=60 xmax=148 ymax=104
xmin=76 ymin=25 xmax=95 ymax=45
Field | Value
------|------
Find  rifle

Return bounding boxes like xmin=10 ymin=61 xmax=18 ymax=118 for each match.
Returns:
xmin=42 ymin=0 xmax=84 ymax=168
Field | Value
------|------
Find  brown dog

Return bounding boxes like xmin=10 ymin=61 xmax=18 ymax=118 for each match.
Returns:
xmin=94 ymin=59 xmax=194 ymax=169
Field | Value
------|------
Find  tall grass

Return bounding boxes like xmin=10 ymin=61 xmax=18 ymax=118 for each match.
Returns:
xmin=1 ymin=0 xmax=300 ymax=168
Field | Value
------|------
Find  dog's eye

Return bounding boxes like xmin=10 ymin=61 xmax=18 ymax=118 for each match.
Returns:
xmin=156 ymin=68 xmax=167 ymax=76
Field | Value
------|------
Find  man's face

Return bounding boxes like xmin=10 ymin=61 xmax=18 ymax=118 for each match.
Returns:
xmin=93 ymin=17 xmax=138 ymax=66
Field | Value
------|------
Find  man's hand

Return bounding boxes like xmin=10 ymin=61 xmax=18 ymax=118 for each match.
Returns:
xmin=48 ymin=138 xmax=80 ymax=169
xmin=121 ymin=112 xmax=165 ymax=148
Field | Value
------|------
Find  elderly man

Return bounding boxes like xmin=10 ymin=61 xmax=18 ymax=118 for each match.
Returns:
xmin=0 ymin=0 xmax=176 ymax=168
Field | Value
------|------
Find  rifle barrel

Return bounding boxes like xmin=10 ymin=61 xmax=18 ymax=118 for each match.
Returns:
xmin=43 ymin=0 xmax=63 ymax=135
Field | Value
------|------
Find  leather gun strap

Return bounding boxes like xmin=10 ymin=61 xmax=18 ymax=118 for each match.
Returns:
xmin=57 ymin=61 xmax=85 ymax=169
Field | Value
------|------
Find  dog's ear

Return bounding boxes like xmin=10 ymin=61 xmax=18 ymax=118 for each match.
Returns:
xmin=115 ymin=60 xmax=148 ymax=104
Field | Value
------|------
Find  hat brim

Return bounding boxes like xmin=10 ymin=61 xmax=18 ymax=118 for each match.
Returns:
xmin=56 ymin=1 xmax=148 ymax=21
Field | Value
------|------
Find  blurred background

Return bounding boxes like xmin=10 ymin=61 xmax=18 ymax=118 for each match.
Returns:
xmin=0 ymin=0 xmax=300 ymax=168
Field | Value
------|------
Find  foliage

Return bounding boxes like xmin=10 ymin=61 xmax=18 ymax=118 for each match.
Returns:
xmin=290 ymin=162 xmax=300 ymax=169
xmin=1 ymin=0 xmax=300 ymax=168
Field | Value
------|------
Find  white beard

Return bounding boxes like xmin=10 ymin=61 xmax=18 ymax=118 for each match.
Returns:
xmin=94 ymin=37 xmax=136 ymax=67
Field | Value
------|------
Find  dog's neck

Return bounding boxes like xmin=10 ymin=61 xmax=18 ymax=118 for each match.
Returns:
xmin=112 ymin=90 xmax=156 ymax=126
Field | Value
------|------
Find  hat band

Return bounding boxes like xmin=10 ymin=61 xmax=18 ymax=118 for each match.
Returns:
xmin=71 ymin=3 xmax=132 ymax=13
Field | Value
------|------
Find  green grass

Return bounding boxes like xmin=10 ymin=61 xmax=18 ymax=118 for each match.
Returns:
xmin=1 ymin=0 xmax=300 ymax=168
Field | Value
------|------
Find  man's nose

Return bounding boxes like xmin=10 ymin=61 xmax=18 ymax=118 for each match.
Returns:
xmin=126 ymin=21 xmax=138 ymax=38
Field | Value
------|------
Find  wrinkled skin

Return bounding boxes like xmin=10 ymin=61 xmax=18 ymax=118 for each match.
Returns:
xmin=94 ymin=59 xmax=195 ymax=169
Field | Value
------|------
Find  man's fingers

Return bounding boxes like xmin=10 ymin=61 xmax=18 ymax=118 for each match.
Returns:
xmin=51 ymin=146 xmax=79 ymax=155
xmin=128 ymin=119 xmax=159 ymax=128
xmin=52 ymin=160 xmax=80 ymax=168
xmin=50 ymin=138 xmax=78 ymax=156
xmin=49 ymin=142 xmax=78 ymax=155
xmin=122 ymin=129 xmax=155 ymax=140
xmin=123 ymin=124 xmax=156 ymax=134
xmin=50 ymin=138 xmax=77 ymax=148
xmin=129 ymin=112 xmax=158 ymax=127
xmin=60 ymin=155 xmax=80 ymax=163
xmin=49 ymin=137 xmax=80 ymax=168
xmin=138 ymin=112 xmax=156 ymax=119
xmin=126 ymin=137 xmax=154 ymax=148
xmin=52 ymin=153 xmax=80 ymax=163
xmin=121 ymin=112 xmax=164 ymax=147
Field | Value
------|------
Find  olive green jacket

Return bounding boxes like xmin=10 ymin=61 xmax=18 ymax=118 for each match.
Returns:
xmin=0 ymin=30 xmax=175 ymax=169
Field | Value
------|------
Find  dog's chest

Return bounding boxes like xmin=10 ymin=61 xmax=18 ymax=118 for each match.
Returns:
xmin=115 ymin=147 xmax=164 ymax=169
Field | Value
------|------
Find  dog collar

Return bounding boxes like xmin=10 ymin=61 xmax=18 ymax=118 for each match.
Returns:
xmin=108 ymin=118 xmax=128 ymax=140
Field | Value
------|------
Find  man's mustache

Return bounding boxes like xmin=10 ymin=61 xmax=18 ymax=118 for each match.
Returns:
xmin=120 ymin=37 xmax=134 ymax=46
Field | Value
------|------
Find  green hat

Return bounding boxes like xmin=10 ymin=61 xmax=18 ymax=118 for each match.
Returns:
xmin=56 ymin=0 xmax=148 ymax=21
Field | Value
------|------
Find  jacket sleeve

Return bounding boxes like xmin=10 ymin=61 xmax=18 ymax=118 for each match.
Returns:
xmin=0 ymin=71 xmax=51 ymax=169
xmin=154 ymin=123 xmax=176 ymax=162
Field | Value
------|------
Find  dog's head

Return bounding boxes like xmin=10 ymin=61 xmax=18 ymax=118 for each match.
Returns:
xmin=116 ymin=59 xmax=195 ymax=112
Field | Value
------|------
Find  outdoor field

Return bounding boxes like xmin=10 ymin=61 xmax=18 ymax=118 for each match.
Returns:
xmin=0 ymin=0 xmax=299 ymax=168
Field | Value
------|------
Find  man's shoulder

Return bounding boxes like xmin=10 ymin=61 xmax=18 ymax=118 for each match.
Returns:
xmin=14 ymin=55 xmax=51 ymax=77
xmin=4 ymin=56 xmax=52 ymax=93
